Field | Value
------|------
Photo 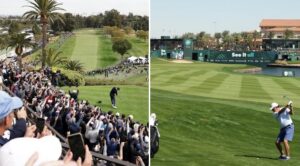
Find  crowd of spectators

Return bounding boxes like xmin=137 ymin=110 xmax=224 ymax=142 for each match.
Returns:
xmin=87 ymin=58 xmax=148 ymax=78
xmin=0 ymin=60 xmax=149 ymax=165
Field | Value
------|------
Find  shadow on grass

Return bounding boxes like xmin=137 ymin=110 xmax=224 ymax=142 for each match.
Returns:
xmin=235 ymin=154 xmax=278 ymax=160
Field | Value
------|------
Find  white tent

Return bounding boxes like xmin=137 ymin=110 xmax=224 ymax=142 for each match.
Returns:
xmin=128 ymin=56 xmax=138 ymax=62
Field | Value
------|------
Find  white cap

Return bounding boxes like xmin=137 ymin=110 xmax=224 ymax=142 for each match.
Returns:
xmin=270 ymin=102 xmax=279 ymax=110
xmin=129 ymin=115 xmax=133 ymax=120
xmin=116 ymin=112 xmax=120 ymax=117
xmin=0 ymin=136 xmax=62 ymax=166
xmin=151 ymin=113 xmax=156 ymax=119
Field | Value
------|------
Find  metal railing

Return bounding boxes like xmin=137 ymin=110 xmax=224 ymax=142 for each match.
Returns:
xmin=2 ymin=85 xmax=135 ymax=166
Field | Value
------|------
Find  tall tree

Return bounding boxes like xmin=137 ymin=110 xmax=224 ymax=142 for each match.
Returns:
xmin=222 ymin=30 xmax=231 ymax=50
xmin=214 ymin=32 xmax=222 ymax=49
xmin=112 ymin=39 xmax=132 ymax=60
xmin=181 ymin=32 xmax=195 ymax=39
xmin=252 ymin=30 xmax=260 ymax=50
xmin=231 ymin=33 xmax=242 ymax=50
xmin=8 ymin=21 xmax=22 ymax=35
xmin=63 ymin=13 xmax=76 ymax=31
xmin=8 ymin=34 xmax=32 ymax=69
xmin=23 ymin=0 xmax=64 ymax=68
xmin=0 ymin=35 xmax=9 ymax=50
xmin=103 ymin=9 xmax=121 ymax=27
xmin=136 ymin=30 xmax=148 ymax=41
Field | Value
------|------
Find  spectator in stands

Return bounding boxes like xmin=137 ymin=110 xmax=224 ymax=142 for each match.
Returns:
xmin=0 ymin=91 xmax=38 ymax=145
xmin=0 ymin=60 xmax=149 ymax=165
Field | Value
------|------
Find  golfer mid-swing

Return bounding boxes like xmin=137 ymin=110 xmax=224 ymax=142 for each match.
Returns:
xmin=110 ymin=87 xmax=120 ymax=108
xmin=270 ymin=101 xmax=294 ymax=160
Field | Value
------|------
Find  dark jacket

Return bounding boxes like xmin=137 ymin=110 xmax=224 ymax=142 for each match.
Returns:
xmin=0 ymin=119 xmax=27 ymax=146
xmin=110 ymin=87 xmax=118 ymax=97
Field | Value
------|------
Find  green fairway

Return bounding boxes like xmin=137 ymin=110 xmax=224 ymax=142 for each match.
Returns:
xmin=26 ymin=29 xmax=148 ymax=70
xmin=58 ymin=29 xmax=148 ymax=69
xmin=62 ymin=85 xmax=148 ymax=123
xmin=70 ymin=29 xmax=99 ymax=70
xmin=151 ymin=58 xmax=300 ymax=165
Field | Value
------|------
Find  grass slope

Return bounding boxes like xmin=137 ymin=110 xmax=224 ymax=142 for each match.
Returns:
xmin=127 ymin=36 xmax=148 ymax=56
xmin=151 ymin=58 xmax=300 ymax=166
xmin=97 ymin=31 xmax=119 ymax=68
xmin=62 ymin=85 xmax=148 ymax=123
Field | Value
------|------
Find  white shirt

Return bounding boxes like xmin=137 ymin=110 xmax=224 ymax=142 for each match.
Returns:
xmin=273 ymin=107 xmax=293 ymax=128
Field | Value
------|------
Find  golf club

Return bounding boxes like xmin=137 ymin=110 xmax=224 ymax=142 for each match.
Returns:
xmin=283 ymin=95 xmax=293 ymax=106
xmin=283 ymin=95 xmax=291 ymax=101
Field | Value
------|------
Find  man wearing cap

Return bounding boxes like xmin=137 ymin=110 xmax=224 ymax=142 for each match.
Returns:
xmin=0 ymin=91 xmax=27 ymax=146
xmin=270 ymin=101 xmax=294 ymax=160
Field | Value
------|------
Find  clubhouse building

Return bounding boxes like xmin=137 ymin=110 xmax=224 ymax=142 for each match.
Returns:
xmin=260 ymin=19 xmax=300 ymax=51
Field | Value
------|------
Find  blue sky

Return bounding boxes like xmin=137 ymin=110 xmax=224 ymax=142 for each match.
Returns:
xmin=0 ymin=0 xmax=149 ymax=16
xmin=151 ymin=0 xmax=300 ymax=38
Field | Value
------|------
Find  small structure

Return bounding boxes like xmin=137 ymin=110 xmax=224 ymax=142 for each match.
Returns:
xmin=282 ymin=71 xmax=295 ymax=77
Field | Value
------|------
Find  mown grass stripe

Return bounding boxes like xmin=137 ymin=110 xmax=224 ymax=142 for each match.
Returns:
xmin=161 ymin=70 xmax=209 ymax=86
xmin=151 ymin=69 xmax=186 ymax=81
xmin=166 ymin=70 xmax=208 ymax=84
xmin=71 ymin=29 xmax=98 ymax=70
xmin=188 ymin=73 xmax=229 ymax=93
xmin=239 ymin=76 xmax=272 ymax=99
xmin=272 ymin=78 xmax=300 ymax=96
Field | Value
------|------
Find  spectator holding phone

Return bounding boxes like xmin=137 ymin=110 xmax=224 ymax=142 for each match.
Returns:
xmin=0 ymin=91 xmax=38 ymax=145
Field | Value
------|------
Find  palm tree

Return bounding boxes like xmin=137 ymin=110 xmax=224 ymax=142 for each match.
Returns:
xmin=44 ymin=48 xmax=67 ymax=67
xmin=214 ymin=32 xmax=222 ymax=50
xmin=64 ymin=60 xmax=84 ymax=72
xmin=195 ymin=31 xmax=206 ymax=49
xmin=23 ymin=0 xmax=64 ymax=68
xmin=8 ymin=34 xmax=32 ymax=69
xmin=231 ymin=33 xmax=242 ymax=50
xmin=252 ymin=30 xmax=260 ymax=50
xmin=0 ymin=35 xmax=9 ymax=50
xmin=221 ymin=30 xmax=230 ymax=50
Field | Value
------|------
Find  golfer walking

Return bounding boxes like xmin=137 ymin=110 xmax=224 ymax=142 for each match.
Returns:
xmin=110 ymin=87 xmax=119 ymax=108
xmin=270 ymin=101 xmax=294 ymax=160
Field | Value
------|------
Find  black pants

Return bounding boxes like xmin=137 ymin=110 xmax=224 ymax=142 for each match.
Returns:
xmin=110 ymin=95 xmax=116 ymax=106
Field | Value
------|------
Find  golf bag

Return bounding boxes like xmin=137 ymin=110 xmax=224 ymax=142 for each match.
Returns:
xmin=150 ymin=125 xmax=160 ymax=158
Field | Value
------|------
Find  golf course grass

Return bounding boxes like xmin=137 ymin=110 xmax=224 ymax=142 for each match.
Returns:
xmin=151 ymin=58 xmax=300 ymax=166
xmin=62 ymin=85 xmax=148 ymax=124
xmin=26 ymin=28 xmax=148 ymax=71
xmin=70 ymin=29 xmax=99 ymax=71
xmin=64 ymin=28 xmax=148 ymax=70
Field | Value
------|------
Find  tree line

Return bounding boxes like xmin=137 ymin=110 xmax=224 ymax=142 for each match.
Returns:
xmin=51 ymin=10 xmax=149 ymax=32
xmin=180 ymin=29 xmax=295 ymax=51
